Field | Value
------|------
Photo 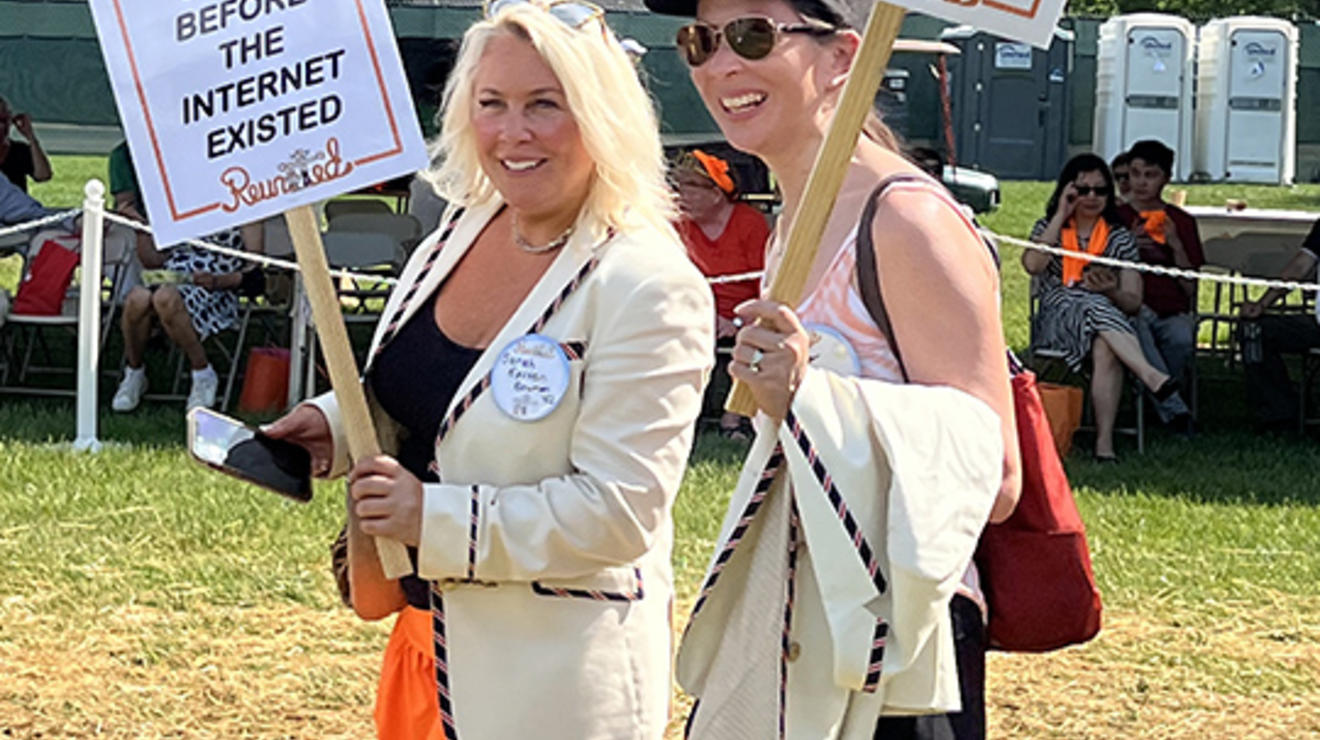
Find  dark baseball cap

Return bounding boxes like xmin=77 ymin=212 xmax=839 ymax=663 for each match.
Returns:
xmin=643 ymin=0 xmax=864 ymax=30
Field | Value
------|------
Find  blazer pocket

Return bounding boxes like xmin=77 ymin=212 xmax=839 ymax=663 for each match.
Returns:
xmin=531 ymin=565 xmax=644 ymax=602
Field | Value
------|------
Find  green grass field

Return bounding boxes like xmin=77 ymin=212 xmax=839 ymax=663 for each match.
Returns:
xmin=1 ymin=158 xmax=1318 ymax=737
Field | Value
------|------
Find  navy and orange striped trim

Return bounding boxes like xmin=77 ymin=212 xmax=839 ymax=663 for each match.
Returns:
xmin=530 ymin=567 xmax=645 ymax=601
xmin=430 ymin=586 xmax=459 ymax=739
xmin=430 ymin=254 xmax=602 ymax=453
xmin=371 ymin=208 xmax=466 ymax=366
xmin=687 ymin=445 xmax=785 ymax=621
xmin=465 ymin=485 xmax=479 ymax=582
xmin=778 ymin=499 xmax=801 ymax=740
xmin=862 ymin=619 xmax=889 ymax=693
xmin=784 ymin=411 xmax=888 ymax=595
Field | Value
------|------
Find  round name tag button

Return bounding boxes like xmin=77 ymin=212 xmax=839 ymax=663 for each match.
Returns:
xmin=491 ymin=334 xmax=571 ymax=421
xmin=804 ymin=323 xmax=861 ymax=376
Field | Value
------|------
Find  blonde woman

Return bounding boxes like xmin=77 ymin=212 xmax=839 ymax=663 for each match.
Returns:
xmin=265 ymin=2 xmax=713 ymax=737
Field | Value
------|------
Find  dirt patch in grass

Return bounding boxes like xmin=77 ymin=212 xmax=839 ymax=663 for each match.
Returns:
xmin=0 ymin=600 xmax=384 ymax=738
xmin=1 ymin=600 xmax=1316 ymax=738
xmin=988 ymin=606 xmax=1320 ymax=738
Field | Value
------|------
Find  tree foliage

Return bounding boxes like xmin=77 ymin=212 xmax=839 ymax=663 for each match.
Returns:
xmin=1065 ymin=0 xmax=1317 ymax=22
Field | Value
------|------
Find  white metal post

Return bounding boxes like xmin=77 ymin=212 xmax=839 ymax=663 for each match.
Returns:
xmin=73 ymin=179 xmax=106 ymax=453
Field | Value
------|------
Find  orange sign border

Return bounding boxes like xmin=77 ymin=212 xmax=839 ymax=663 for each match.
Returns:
xmin=980 ymin=0 xmax=1042 ymax=20
xmin=108 ymin=0 xmax=405 ymax=223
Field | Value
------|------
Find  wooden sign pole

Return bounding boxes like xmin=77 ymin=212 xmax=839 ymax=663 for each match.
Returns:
xmin=726 ymin=1 xmax=907 ymax=416
xmin=285 ymin=205 xmax=412 ymax=578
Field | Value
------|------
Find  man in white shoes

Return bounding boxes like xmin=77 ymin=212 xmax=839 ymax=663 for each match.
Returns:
xmin=110 ymin=219 xmax=264 ymax=413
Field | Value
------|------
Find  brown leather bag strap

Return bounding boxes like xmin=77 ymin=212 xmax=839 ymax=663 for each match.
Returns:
xmin=855 ymin=174 xmax=1017 ymax=381
xmin=855 ymin=174 xmax=925 ymax=382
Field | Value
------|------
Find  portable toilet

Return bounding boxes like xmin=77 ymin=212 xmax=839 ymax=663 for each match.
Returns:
xmin=1093 ymin=14 xmax=1196 ymax=181
xmin=1194 ymin=16 xmax=1298 ymax=184
xmin=940 ymin=26 xmax=1074 ymax=181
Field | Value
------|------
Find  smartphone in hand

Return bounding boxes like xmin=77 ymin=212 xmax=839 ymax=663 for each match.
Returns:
xmin=187 ymin=407 xmax=312 ymax=502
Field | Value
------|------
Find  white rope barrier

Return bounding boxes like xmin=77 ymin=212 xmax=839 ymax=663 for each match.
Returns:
xmin=707 ymin=270 xmax=763 ymax=285
xmin=11 ymin=207 xmax=1310 ymax=296
xmin=0 ymin=209 xmax=81 ymax=240
xmin=992 ymin=230 xmax=1320 ymax=295
xmin=100 ymin=211 xmax=400 ymax=286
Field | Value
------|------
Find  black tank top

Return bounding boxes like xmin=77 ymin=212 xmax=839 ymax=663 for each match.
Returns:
xmin=368 ymin=285 xmax=482 ymax=609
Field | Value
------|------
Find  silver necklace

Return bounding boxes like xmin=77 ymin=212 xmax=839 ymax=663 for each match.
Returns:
xmin=512 ymin=214 xmax=574 ymax=254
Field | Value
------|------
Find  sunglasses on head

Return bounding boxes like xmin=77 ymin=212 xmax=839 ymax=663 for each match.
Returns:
xmin=484 ymin=0 xmax=604 ymax=29
xmin=676 ymin=16 xmax=837 ymax=67
xmin=1074 ymin=185 xmax=1111 ymax=196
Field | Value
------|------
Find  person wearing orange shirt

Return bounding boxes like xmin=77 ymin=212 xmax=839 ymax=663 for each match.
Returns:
xmin=673 ymin=149 xmax=769 ymax=439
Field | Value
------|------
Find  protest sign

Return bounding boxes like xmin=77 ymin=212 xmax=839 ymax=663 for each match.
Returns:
xmin=89 ymin=0 xmax=428 ymax=247
xmin=900 ymin=0 xmax=1066 ymax=49
xmin=726 ymin=0 xmax=1067 ymax=415
xmin=89 ymin=0 xmax=422 ymax=577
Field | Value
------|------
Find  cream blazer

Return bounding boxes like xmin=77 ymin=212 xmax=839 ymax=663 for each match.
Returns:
xmin=677 ymin=367 xmax=1003 ymax=739
xmin=312 ymin=199 xmax=714 ymax=739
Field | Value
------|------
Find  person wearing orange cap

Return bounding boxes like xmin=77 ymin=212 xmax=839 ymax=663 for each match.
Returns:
xmin=673 ymin=149 xmax=769 ymax=440
xmin=1118 ymin=139 xmax=1202 ymax=434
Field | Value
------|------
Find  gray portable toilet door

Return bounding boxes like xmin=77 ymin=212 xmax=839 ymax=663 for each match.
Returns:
xmin=1123 ymin=27 xmax=1184 ymax=157
xmin=1224 ymin=29 xmax=1288 ymax=182
xmin=970 ymin=39 xmax=1054 ymax=180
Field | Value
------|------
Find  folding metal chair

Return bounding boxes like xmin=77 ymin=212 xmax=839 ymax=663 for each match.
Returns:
xmin=1026 ymin=275 xmax=1145 ymax=454
xmin=0 ymin=228 xmax=132 ymax=394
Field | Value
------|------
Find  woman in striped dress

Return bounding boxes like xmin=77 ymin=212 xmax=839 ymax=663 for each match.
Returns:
xmin=1024 ymin=153 xmax=1185 ymax=461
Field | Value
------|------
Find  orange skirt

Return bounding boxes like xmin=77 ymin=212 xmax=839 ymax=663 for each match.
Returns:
xmin=374 ymin=606 xmax=446 ymax=740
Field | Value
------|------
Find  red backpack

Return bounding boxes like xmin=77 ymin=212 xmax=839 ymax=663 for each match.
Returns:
xmin=855 ymin=175 xmax=1102 ymax=652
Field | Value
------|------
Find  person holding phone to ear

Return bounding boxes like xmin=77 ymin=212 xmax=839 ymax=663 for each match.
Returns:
xmin=1023 ymin=153 xmax=1187 ymax=462
xmin=0 ymin=95 xmax=53 ymax=192
xmin=263 ymin=2 xmax=712 ymax=737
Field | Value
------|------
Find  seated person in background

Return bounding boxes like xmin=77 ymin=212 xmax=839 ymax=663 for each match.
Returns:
xmin=109 ymin=140 xmax=146 ymax=222
xmin=1111 ymin=151 xmax=1131 ymax=203
xmin=1238 ymin=218 xmax=1320 ymax=432
xmin=107 ymin=140 xmax=154 ymax=299
xmin=673 ymin=149 xmax=769 ymax=439
xmin=1025 ymin=153 xmax=1186 ymax=461
xmin=0 ymin=173 xmax=53 ymax=227
xmin=0 ymin=96 xmax=52 ymax=192
xmin=111 ymin=219 xmax=265 ymax=413
xmin=1118 ymin=139 xmax=1202 ymax=432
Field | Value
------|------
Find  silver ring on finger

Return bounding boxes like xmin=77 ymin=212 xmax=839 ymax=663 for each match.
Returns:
xmin=749 ymin=348 xmax=764 ymax=374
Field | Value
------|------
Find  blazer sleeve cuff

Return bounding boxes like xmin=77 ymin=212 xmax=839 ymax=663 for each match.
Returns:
xmin=417 ymin=482 xmax=479 ymax=581
xmin=302 ymin=391 xmax=350 ymax=479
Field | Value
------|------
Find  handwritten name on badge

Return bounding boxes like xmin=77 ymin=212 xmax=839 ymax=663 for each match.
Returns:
xmin=492 ymin=335 xmax=571 ymax=421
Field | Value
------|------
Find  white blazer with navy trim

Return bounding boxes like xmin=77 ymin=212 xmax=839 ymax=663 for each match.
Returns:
xmin=677 ymin=366 xmax=1003 ymax=739
xmin=312 ymin=198 xmax=714 ymax=739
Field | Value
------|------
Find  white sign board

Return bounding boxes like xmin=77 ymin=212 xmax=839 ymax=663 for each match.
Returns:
xmin=898 ymin=0 xmax=1066 ymax=49
xmin=88 ymin=0 xmax=428 ymax=247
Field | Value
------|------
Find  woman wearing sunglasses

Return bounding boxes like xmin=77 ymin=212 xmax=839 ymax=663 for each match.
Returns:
xmin=645 ymin=0 xmax=1020 ymax=738
xmin=265 ymin=2 xmax=711 ymax=738
xmin=1024 ymin=153 xmax=1184 ymax=462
